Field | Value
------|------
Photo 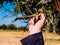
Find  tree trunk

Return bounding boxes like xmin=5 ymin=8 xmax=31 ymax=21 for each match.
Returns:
xmin=53 ymin=24 xmax=56 ymax=33
xmin=53 ymin=14 xmax=58 ymax=33
xmin=46 ymin=20 xmax=50 ymax=33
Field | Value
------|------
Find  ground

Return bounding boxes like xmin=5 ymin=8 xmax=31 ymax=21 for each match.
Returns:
xmin=0 ymin=30 xmax=60 ymax=45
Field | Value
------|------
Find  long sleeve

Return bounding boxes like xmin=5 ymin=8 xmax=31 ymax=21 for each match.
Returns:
xmin=20 ymin=32 xmax=44 ymax=45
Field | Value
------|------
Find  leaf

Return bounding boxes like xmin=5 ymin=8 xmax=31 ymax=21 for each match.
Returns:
xmin=14 ymin=7 xmax=21 ymax=13
xmin=36 ymin=0 xmax=42 ymax=6
xmin=25 ymin=5 xmax=33 ymax=15
xmin=21 ymin=0 xmax=27 ymax=2
xmin=14 ymin=1 xmax=21 ymax=13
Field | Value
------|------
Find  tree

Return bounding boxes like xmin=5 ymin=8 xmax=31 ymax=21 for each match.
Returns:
xmin=7 ymin=24 xmax=16 ymax=30
xmin=56 ymin=17 xmax=60 ymax=34
xmin=1 ymin=24 xmax=7 ymax=29
xmin=0 ymin=25 xmax=2 ymax=29
xmin=0 ymin=0 xmax=60 ymax=33
xmin=18 ymin=26 xmax=28 ymax=31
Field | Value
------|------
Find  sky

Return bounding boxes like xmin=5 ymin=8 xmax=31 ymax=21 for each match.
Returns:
xmin=0 ymin=2 xmax=27 ymax=27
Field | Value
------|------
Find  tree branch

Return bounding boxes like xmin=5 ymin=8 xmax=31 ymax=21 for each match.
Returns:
xmin=12 ymin=13 xmax=37 ymax=22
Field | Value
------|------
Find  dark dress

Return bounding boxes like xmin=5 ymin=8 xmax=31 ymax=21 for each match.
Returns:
xmin=20 ymin=32 xmax=44 ymax=45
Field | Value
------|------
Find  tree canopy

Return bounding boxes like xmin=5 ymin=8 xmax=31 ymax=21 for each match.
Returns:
xmin=0 ymin=0 xmax=52 ymax=21
xmin=0 ymin=0 xmax=60 ymax=33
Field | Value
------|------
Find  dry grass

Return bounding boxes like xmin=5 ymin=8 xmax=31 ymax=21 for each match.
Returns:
xmin=0 ymin=29 xmax=60 ymax=45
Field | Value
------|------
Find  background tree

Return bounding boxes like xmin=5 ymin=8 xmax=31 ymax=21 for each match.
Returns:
xmin=1 ymin=24 xmax=7 ymax=29
xmin=0 ymin=0 xmax=60 ymax=33
xmin=17 ymin=26 xmax=28 ymax=31
xmin=7 ymin=24 xmax=16 ymax=30
xmin=0 ymin=25 xmax=2 ymax=29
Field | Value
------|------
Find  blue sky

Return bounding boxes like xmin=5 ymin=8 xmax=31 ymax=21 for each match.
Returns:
xmin=0 ymin=2 xmax=27 ymax=27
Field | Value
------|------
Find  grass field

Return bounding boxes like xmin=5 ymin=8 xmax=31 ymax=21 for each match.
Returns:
xmin=0 ymin=29 xmax=60 ymax=45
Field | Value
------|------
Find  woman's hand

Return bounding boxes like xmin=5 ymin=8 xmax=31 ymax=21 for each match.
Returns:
xmin=28 ymin=13 xmax=45 ymax=35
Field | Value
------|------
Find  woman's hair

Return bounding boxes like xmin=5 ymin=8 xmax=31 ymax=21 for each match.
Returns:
xmin=52 ymin=0 xmax=60 ymax=12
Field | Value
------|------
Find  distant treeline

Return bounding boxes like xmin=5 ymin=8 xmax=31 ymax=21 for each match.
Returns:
xmin=0 ymin=24 xmax=28 ymax=31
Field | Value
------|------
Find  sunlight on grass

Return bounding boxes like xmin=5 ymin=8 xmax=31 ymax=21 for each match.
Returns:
xmin=0 ymin=29 xmax=60 ymax=45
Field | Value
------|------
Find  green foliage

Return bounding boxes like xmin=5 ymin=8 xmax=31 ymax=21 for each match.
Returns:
xmin=21 ymin=0 xmax=27 ymax=2
xmin=7 ymin=24 xmax=16 ymax=30
xmin=18 ymin=26 xmax=28 ymax=31
xmin=1 ymin=24 xmax=7 ymax=29
xmin=0 ymin=0 xmax=52 ymax=17
xmin=0 ymin=25 xmax=2 ymax=29
xmin=14 ymin=7 xmax=21 ymax=13
xmin=0 ymin=24 xmax=28 ymax=31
